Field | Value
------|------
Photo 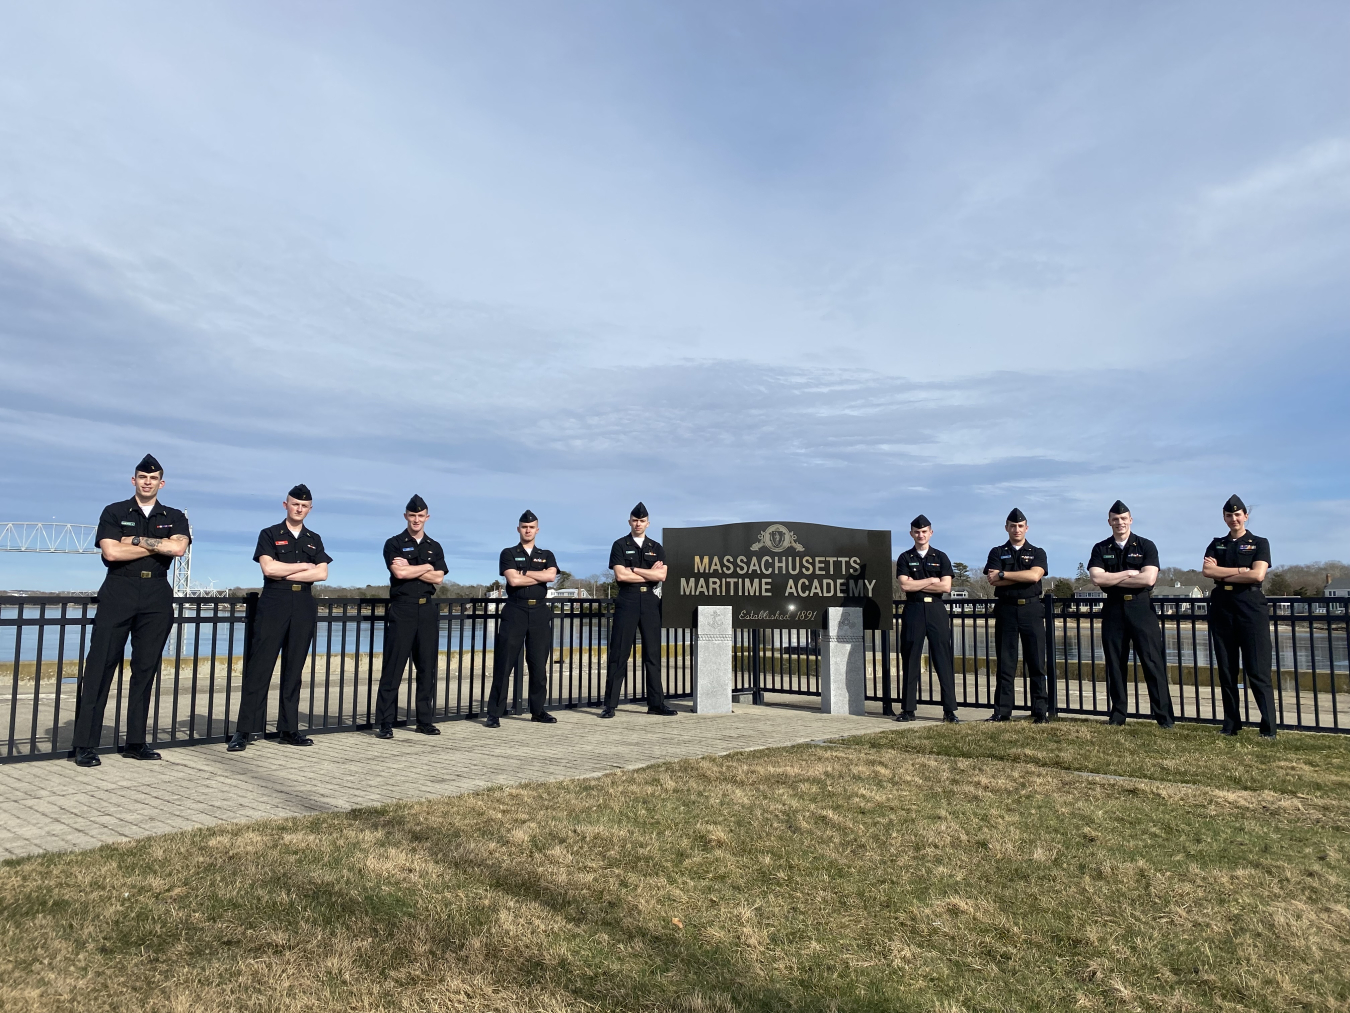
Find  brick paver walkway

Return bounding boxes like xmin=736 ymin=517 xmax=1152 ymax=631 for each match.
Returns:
xmin=0 ymin=701 xmax=954 ymax=860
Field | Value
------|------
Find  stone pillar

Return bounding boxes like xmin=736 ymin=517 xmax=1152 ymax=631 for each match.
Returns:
xmin=692 ymin=605 xmax=734 ymax=714
xmin=820 ymin=606 xmax=865 ymax=715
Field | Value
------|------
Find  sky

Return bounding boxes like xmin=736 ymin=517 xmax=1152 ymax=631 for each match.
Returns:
xmin=1 ymin=1 xmax=1347 ymax=591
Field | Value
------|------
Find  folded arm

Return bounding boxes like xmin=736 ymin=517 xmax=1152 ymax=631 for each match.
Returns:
xmin=100 ymin=535 xmax=190 ymax=562
xmin=1203 ymin=557 xmax=1268 ymax=583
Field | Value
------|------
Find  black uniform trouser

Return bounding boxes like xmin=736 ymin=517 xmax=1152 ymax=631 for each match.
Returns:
xmin=603 ymin=590 xmax=666 ymax=710
xmin=487 ymin=600 xmax=552 ymax=718
xmin=73 ymin=575 xmax=174 ymax=749
xmin=375 ymin=599 xmax=440 ymax=726
xmin=900 ymin=598 xmax=957 ymax=716
xmin=1101 ymin=595 xmax=1175 ymax=725
xmin=1210 ymin=590 xmax=1276 ymax=735
xmin=235 ymin=588 xmax=317 ymax=735
xmin=993 ymin=598 xmax=1049 ymax=719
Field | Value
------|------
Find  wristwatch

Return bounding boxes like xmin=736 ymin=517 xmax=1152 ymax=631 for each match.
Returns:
xmin=132 ymin=536 xmax=141 ymax=546
xmin=997 ymin=570 xmax=1005 ymax=580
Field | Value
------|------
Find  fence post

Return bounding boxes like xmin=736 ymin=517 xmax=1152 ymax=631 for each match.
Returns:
xmin=1043 ymin=593 xmax=1058 ymax=717
xmin=751 ymin=628 xmax=763 ymax=705
xmin=880 ymin=627 xmax=894 ymax=716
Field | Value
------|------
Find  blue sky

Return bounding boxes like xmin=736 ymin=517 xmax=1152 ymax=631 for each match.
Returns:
xmin=1 ymin=1 xmax=1347 ymax=590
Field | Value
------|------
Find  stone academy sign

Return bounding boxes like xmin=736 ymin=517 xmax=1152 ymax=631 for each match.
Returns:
xmin=661 ymin=522 xmax=893 ymax=630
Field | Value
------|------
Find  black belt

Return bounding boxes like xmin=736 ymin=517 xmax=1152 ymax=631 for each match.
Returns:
xmin=1110 ymin=592 xmax=1151 ymax=602
xmin=999 ymin=597 xmax=1034 ymax=606
xmin=907 ymin=595 xmax=940 ymax=603
xmin=1216 ymin=584 xmax=1258 ymax=594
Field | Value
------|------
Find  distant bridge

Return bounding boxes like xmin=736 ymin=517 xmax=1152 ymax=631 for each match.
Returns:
xmin=0 ymin=523 xmax=99 ymax=554
xmin=0 ymin=521 xmax=226 ymax=596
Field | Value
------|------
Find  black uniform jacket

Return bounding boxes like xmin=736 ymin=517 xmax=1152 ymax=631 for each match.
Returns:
xmin=985 ymin=541 xmax=1048 ymax=600
xmin=609 ymin=534 xmax=666 ymax=592
xmin=896 ymin=546 xmax=954 ymax=601
xmin=96 ymin=498 xmax=191 ymax=577
xmin=1088 ymin=534 xmax=1160 ymax=600
xmin=383 ymin=530 xmax=448 ymax=601
xmin=254 ymin=522 xmax=333 ymax=589
xmin=499 ymin=544 xmax=558 ymax=602
xmin=1205 ymin=531 xmax=1271 ymax=592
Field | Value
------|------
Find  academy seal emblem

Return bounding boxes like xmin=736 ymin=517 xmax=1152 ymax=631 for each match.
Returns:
xmin=750 ymin=524 xmax=806 ymax=553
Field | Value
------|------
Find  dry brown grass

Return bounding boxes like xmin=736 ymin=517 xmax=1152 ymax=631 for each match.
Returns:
xmin=1 ymin=723 xmax=1348 ymax=1011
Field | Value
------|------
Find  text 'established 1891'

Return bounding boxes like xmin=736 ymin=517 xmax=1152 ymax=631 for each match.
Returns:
xmin=661 ymin=522 xmax=893 ymax=629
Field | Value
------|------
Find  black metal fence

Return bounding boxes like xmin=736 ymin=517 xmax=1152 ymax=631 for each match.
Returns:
xmin=3 ymin=593 xmax=1346 ymax=762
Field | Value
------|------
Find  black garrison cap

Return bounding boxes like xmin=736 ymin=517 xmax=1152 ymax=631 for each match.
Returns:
xmin=1006 ymin=507 xmax=1027 ymax=524
xmin=288 ymin=484 xmax=312 ymax=502
xmin=630 ymin=501 xmax=648 ymax=519
xmin=519 ymin=509 xmax=538 ymax=524
xmin=1223 ymin=494 xmax=1247 ymax=514
xmin=134 ymin=454 xmax=163 ymax=475
xmin=1109 ymin=500 xmax=1130 ymax=515
xmin=406 ymin=494 xmax=428 ymax=513
xmin=910 ymin=514 xmax=931 ymax=529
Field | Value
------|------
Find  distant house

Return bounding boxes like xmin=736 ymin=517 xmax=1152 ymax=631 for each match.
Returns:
xmin=1073 ymin=589 xmax=1106 ymax=599
xmin=1325 ymin=578 xmax=1350 ymax=598
xmin=1154 ymin=582 xmax=1205 ymax=598
xmin=948 ymin=588 xmax=970 ymax=599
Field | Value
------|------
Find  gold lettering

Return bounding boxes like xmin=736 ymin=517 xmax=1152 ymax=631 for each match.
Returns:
xmin=785 ymin=579 xmax=797 ymax=596
xmin=802 ymin=557 xmax=812 ymax=575
xmin=748 ymin=555 xmax=761 ymax=574
xmin=761 ymin=578 xmax=772 ymax=595
xmin=850 ymin=556 xmax=861 ymax=575
xmin=696 ymin=578 xmax=707 ymax=595
xmin=736 ymin=555 xmax=748 ymax=574
xmin=865 ymin=579 xmax=875 ymax=595
xmin=694 ymin=556 xmax=710 ymax=573
xmin=681 ymin=578 xmax=695 ymax=594
xmin=785 ymin=556 xmax=797 ymax=575
xmin=809 ymin=579 xmax=822 ymax=596
xmin=816 ymin=556 xmax=825 ymax=575
xmin=709 ymin=555 xmax=722 ymax=573
xmin=723 ymin=555 xmax=734 ymax=573
xmin=710 ymin=577 xmax=721 ymax=594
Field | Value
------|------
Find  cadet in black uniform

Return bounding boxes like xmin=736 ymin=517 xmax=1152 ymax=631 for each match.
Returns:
xmin=484 ymin=510 xmax=557 ymax=728
xmin=374 ymin=495 xmax=448 ymax=739
xmin=228 ymin=485 xmax=332 ymax=752
xmin=1202 ymin=494 xmax=1276 ymax=738
xmin=895 ymin=514 xmax=959 ymax=723
xmin=601 ymin=502 xmax=677 ymax=719
xmin=985 ymin=508 xmax=1051 ymax=723
xmin=1088 ymin=501 xmax=1175 ymax=728
xmin=73 ymin=455 xmax=191 ymax=767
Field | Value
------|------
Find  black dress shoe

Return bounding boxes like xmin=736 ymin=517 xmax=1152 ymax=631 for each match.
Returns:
xmin=1107 ymin=717 xmax=1127 ymax=727
xmin=121 ymin=743 xmax=162 ymax=760
xmin=599 ymin=707 xmax=616 ymax=719
xmin=1221 ymin=727 xmax=1240 ymax=737
xmin=1157 ymin=720 xmax=1175 ymax=729
xmin=74 ymin=747 xmax=101 ymax=767
xmin=984 ymin=715 xmax=1009 ymax=723
xmin=531 ymin=712 xmax=558 ymax=724
xmin=375 ymin=725 xmax=394 ymax=739
xmin=484 ymin=716 xmax=501 ymax=728
xmin=414 ymin=723 xmax=441 ymax=735
xmin=895 ymin=712 xmax=916 ymax=722
xmin=646 ymin=706 xmax=678 ymax=716
xmin=278 ymin=731 xmax=314 ymax=746
xmin=943 ymin=713 xmax=960 ymax=724
xmin=227 ymin=732 xmax=248 ymax=752
xmin=1033 ymin=715 xmax=1051 ymax=725
xmin=1260 ymin=732 xmax=1277 ymax=740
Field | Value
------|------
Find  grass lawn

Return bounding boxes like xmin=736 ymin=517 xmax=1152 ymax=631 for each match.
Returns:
xmin=1 ymin=720 xmax=1348 ymax=1012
